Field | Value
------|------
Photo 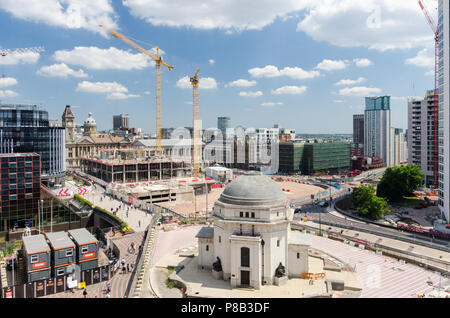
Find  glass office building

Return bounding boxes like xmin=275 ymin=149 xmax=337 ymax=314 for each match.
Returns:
xmin=0 ymin=104 xmax=65 ymax=184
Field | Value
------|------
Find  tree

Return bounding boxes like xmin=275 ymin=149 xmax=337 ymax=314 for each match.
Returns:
xmin=377 ymin=165 xmax=424 ymax=202
xmin=351 ymin=184 xmax=390 ymax=220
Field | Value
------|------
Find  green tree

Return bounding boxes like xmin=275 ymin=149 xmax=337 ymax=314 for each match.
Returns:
xmin=351 ymin=184 xmax=390 ymax=220
xmin=376 ymin=165 xmax=424 ymax=202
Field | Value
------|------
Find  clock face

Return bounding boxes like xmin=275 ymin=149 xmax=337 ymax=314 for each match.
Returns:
xmin=67 ymin=121 xmax=72 ymax=126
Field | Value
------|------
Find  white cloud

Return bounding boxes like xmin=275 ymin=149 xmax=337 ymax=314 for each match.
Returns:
xmin=228 ymin=79 xmax=257 ymax=87
xmin=0 ymin=0 xmax=118 ymax=36
xmin=248 ymin=65 xmax=320 ymax=79
xmin=76 ymin=81 xmax=128 ymax=94
xmin=261 ymin=102 xmax=283 ymax=107
xmin=53 ymin=46 xmax=153 ymax=70
xmin=0 ymin=50 xmax=40 ymax=65
xmin=209 ymin=59 xmax=215 ymax=64
xmin=315 ymin=59 xmax=348 ymax=71
xmin=176 ymin=76 xmax=218 ymax=89
xmin=36 ymin=63 xmax=88 ymax=78
xmin=335 ymin=77 xmax=366 ymax=86
xmin=239 ymin=91 xmax=263 ymax=98
xmin=0 ymin=90 xmax=19 ymax=98
xmin=271 ymin=85 xmax=307 ymax=95
xmin=338 ymin=86 xmax=382 ymax=96
xmin=76 ymin=80 xmax=141 ymax=100
xmin=425 ymin=70 xmax=434 ymax=77
xmin=144 ymin=91 xmax=151 ymax=95
xmin=122 ymin=0 xmax=309 ymax=31
xmin=405 ymin=48 xmax=434 ymax=68
xmin=333 ymin=100 xmax=344 ymax=103
xmin=107 ymin=92 xmax=140 ymax=100
xmin=0 ymin=77 xmax=18 ymax=88
xmin=354 ymin=58 xmax=373 ymax=67
xmin=297 ymin=0 xmax=435 ymax=51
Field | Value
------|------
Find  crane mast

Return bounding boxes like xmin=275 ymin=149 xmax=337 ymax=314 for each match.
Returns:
xmin=190 ymin=68 xmax=200 ymax=177
xmin=99 ymin=24 xmax=173 ymax=156
xmin=418 ymin=0 xmax=439 ymax=189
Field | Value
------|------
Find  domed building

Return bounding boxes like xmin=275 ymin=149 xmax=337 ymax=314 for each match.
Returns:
xmin=196 ymin=171 xmax=310 ymax=289
xmin=83 ymin=112 xmax=97 ymax=137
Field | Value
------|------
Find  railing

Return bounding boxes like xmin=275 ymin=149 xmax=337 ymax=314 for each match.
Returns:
xmin=126 ymin=211 xmax=161 ymax=298
xmin=232 ymin=231 xmax=261 ymax=237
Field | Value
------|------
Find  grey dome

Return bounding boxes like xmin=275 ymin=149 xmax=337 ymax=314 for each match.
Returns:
xmin=218 ymin=171 xmax=286 ymax=206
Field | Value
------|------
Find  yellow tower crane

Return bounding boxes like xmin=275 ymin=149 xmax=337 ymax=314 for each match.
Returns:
xmin=99 ymin=24 xmax=174 ymax=156
xmin=190 ymin=68 xmax=200 ymax=177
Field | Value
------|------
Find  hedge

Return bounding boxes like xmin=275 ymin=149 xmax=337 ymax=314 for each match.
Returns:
xmin=73 ymin=194 xmax=130 ymax=233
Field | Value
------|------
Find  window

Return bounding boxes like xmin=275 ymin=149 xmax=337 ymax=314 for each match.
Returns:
xmin=30 ymin=255 xmax=38 ymax=263
xmin=9 ymin=195 xmax=16 ymax=200
xmin=297 ymin=253 xmax=300 ymax=259
xmin=241 ymin=247 xmax=250 ymax=267
xmin=240 ymin=212 xmax=243 ymax=218
xmin=277 ymin=240 xmax=280 ymax=247
xmin=206 ymin=245 xmax=209 ymax=252
xmin=251 ymin=212 xmax=255 ymax=218
xmin=219 ymin=236 xmax=221 ymax=243
xmin=277 ymin=212 xmax=279 ymax=217
xmin=56 ymin=268 xmax=65 ymax=276
xmin=81 ymin=246 xmax=89 ymax=253
xmin=245 ymin=212 xmax=249 ymax=218
xmin=66 ymin=249 xmax=73 ymax=257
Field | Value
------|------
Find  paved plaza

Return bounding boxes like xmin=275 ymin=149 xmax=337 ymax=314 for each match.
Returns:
xmin=310 ymin=235 xmax=445 ymax=298
xmin=84 ymin=186 xmax=153 ymax=232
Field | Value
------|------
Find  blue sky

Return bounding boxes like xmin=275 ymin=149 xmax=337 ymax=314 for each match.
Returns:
xmin=0 ymin=0 xmax=437 ymax=134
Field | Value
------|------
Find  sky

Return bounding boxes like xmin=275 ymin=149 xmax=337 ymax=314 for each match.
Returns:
xmin=0 ymin=0 xmax=438 ymax=134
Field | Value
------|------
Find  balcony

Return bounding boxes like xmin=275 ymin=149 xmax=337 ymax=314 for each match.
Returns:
xmin=232 ymin=231 xmax=261 ymax=237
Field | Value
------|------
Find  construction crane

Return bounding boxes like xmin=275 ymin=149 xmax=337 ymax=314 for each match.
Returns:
xmin=99 ymin=24 xmax=174 ymax=156
xmin=418 ymin=0 xmax=439 ymax=188
xmin=190 ymin=68 xmax=200 ymax=177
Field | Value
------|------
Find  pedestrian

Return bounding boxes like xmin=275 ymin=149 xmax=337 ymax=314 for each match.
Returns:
xmin=121 ymin=258 xmax=125 ymax=267
xmin=127 ymin=263 xmax=130 ymax=272
xmin=106 ymin=292 xmax=111 ymax=298
xmin=83 ymin=288 xmax=87 ymax=298
xmin=138 ymin=220 xmax=141 ymax=228
xmin=126 ymin=210 xmax=128 ymax=218
xmin=106 ymin=281 xmax=111 ymax=293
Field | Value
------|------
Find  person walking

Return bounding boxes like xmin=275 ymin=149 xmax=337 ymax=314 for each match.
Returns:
xmin=83 ymin=288 xmax=87 ymax=298
xmin=126 ymin=210 xmax=128 ymax=218
xmin=138 ymin=220 xmax=141 ymax=228
xmin=106 ymin=291 xmax=111 ymax=298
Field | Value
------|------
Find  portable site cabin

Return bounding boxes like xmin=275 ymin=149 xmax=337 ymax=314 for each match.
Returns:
xmin=45 ymin=231 xmax=76 ymax=277
xmin=22 ymin=234 xmax=51 ymax=282
xmin=68 ymin=228 xmax=99 ymax=271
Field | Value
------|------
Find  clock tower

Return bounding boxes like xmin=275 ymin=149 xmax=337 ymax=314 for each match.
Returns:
xmin=62 ymin=105 xmax=75 ymax=142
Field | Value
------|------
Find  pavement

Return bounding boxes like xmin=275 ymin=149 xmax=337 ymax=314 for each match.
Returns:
xmin=43 ymin=228 xmax=145 ymax=298
xmin=294 ymin=220 xmax=450 ymax=271
xmin=310 ymin=234 xmax=446 ymax=298
xmin=83 ymin=186 xmax=153 ymax=232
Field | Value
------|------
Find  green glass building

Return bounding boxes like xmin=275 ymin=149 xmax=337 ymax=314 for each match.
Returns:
xmin=279 ymin=142 xmax=350 ymax=175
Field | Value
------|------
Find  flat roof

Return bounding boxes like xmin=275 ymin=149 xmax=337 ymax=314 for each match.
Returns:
xmin=68 ymin=228 xmax=98 ymax=245
xmin=0 ymin=153 xmax=40 ymax=158
xmin=45 ymin=232 xmax=75 ymax=250
xmin=23 ymin=234 xmax=51 ymax=254
xmin=289 ymin=231 xmax=311 ymax=246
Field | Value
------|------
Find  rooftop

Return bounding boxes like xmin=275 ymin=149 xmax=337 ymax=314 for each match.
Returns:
xmin=218 ymin=171 xmax=286 ymax=206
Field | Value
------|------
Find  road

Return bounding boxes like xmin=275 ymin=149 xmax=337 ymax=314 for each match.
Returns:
xmin=293 ymin=203 xmax=450 ymax=250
